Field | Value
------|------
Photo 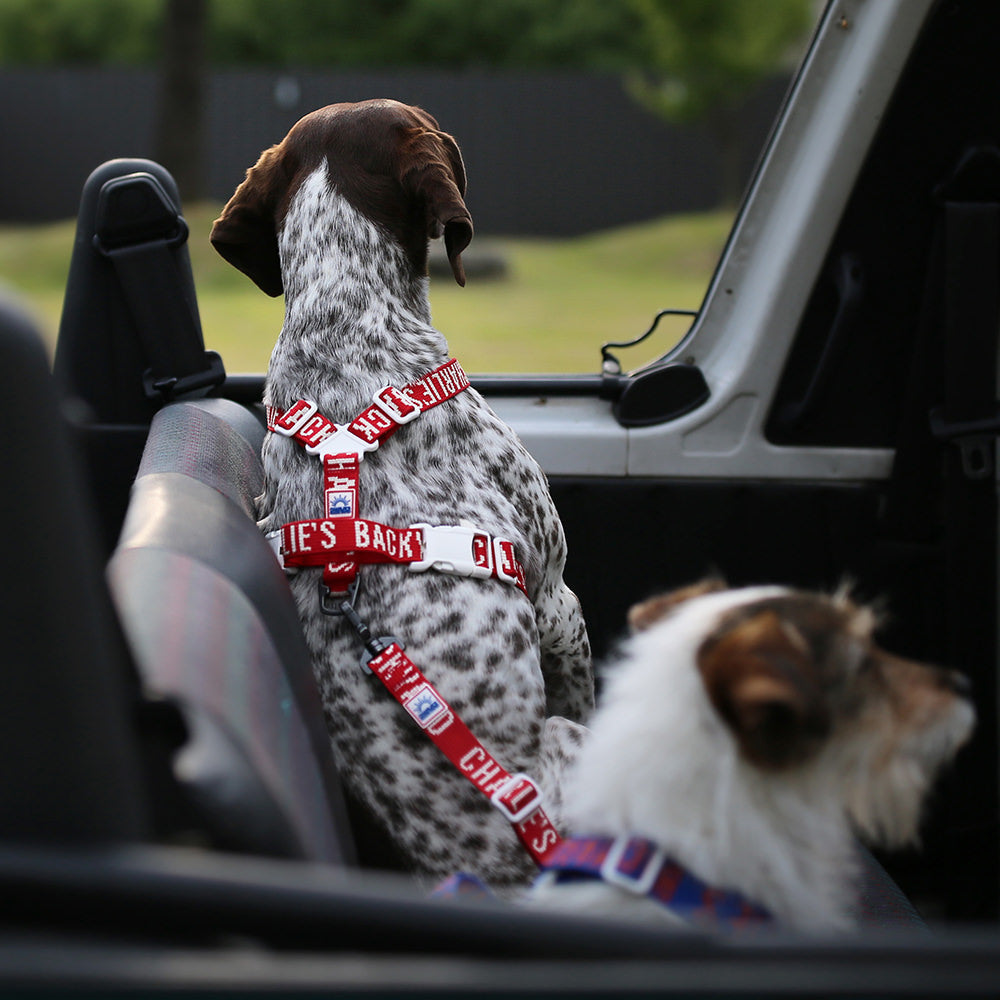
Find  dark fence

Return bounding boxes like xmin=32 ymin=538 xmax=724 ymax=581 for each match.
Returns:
xmin=0 ymin=68 xmax=786 ymax=235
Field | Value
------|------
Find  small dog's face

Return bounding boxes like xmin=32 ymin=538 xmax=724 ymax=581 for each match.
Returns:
xmin=210 ymin=99 xmax=473 ymax=295
xmin=630 ymin=582 xmax=975 ymax=847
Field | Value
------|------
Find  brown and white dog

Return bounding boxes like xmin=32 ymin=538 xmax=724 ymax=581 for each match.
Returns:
xmin=210 ymin=100 xmax=593 ymax=890
xmin=529 ymin=581 xmax=974 ymax=931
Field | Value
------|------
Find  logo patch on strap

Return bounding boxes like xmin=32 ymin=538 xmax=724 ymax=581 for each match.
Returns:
xmin=327 ymin=489 xmax=356 ymax=518
xmin=403 ymin=683 xmax=451 ymax=731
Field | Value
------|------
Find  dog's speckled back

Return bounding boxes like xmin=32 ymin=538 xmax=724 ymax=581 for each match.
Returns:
xmin=212 ymin=101 xmax=593 ymax=889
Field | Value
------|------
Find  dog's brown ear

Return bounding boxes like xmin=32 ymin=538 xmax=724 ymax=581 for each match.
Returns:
xmin=399 ymin=127 xmax=473 ymax=286
xmin=210 ymin=144 xmax=288 ymax=297
xmin=698 ymin=610 xmax=830 ymax=769
xmin=628 ymin=578 xmax=727 ymax=632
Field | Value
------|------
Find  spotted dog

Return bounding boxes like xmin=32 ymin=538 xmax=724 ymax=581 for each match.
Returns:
xmin=211 ymin=100 xmax=593 ymax=891
xmin=530 ymin=581 xmax=974 ymax=931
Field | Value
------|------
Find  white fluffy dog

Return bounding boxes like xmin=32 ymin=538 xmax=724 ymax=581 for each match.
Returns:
xmin=529 ymin=581 xmax=975 ymax=932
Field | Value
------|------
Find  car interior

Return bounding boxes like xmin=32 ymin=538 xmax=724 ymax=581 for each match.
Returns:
xmin=2 ymin=0 xmax=999 ymax=992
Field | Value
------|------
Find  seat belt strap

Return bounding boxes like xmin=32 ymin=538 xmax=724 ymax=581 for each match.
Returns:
xmin=93 ymin=171 xmax=225 ymax=400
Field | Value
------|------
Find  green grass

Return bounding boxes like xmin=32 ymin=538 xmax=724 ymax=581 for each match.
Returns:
xmin=0 ymin=205 xmax=732 ymax=373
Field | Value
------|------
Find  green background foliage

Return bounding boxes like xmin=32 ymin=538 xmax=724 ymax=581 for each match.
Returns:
xmin=625 ymin=0 xmax=812 ymax=122
xmin=0 ymin=0 xmax=810 ymax=80
xmin=0 ymin=0 xmax=646 ymax=68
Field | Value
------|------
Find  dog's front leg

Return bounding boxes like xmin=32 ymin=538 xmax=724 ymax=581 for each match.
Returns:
xmin=534 ymin=578 xmax=594 ymax=722
xmin=536 ymin=714 xmax=589 ymax=829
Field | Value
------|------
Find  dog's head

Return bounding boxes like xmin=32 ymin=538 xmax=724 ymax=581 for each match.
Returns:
xmin=629 ymin=581 xmax=976 ymax=846
xmin=210 ymin=99 xmax=473 ymax=295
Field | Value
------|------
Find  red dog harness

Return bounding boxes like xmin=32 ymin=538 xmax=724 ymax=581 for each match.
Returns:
xmin=266 ymin=359 xmax=527 ymax=596
xmin=266 ymin=358 xmax=560 ymax=866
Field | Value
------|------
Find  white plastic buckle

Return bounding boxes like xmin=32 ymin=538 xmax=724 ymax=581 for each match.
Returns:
xmin=492 ymin=537 xmax=521 ymax=586
xmin=409 ymin=523 xmax=493 ymax=579
xmin=490 ymin=773 xmax=544 ymax=824
xmin=305 ymin=423 xmax=380 ymax=461
xmin=272 ymin=399 xmax=318 ymax=437
xmin=264 ymin=529 xmax=298 ymax=576
xmin=373 ymin=384 xmax=422 ymax=425
xmin=599 ymin=837 xmax=666 ymax=896
xmin=265 ymin=529 xmax=284 ymax=563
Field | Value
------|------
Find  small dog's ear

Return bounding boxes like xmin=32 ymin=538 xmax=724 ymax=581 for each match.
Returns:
xmin=400 ymin=128 xmax=474 ymax=286
xmin=698 ymin=610 xmax=830 ymax=769
xmin=628 ymin=578 xmax=727 ymax=632
xmin=210 ymin=144 xmax=287 ymax=297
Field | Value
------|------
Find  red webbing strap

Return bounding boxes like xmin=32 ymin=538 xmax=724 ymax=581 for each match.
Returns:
xmin=266 ymin=358 xmax=470 ymax=452
xmin=279 ymin=516 xmax=529 ymax=595
xmin=367 ymin=642 xmax=562 ymax=866
xmin=283 ymin=518 xmax=425 ymax=566
xmin=348 ymin=358 xmax=470 ymax=447
xmin=321 ymin=452 xmax=362 ymax=592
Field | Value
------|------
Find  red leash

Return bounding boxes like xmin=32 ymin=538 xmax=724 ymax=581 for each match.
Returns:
xmin=358 ymin=631 xmax=561 ymax=866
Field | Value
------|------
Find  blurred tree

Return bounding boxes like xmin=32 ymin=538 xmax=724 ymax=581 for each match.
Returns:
xmin=208 ymin=0 xmax=411 ymax=67
xmin=155 ymin=0 xmax=208 ymax=200
xmin=207 ymin=0 xmax=644 ymax=69
xmin=386 ymin=0 xmax=645 ymax=69
xmin=626 ymin=0 xmax=812 ymax=205
xmin=0 ymin=0 xmax=159 ymax=63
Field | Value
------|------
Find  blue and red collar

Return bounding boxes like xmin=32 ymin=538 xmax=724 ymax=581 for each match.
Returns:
xmin=538 ymin=836 xmax=772 ymax=929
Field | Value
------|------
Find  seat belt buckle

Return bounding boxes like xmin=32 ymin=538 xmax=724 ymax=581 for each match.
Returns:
xmin=142 ymin=350 xmax=226 ymax=402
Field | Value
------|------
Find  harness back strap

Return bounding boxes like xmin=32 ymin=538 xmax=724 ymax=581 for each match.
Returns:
xmin=266 ymin=358 xmax=529 ymax=597
xmin=266 ymin=358 xmax=470 ymax=453
xmin=539 ymin=836 xmax=772 ymax=928
xmin=366 ymin=642 xmax=562 ymax=866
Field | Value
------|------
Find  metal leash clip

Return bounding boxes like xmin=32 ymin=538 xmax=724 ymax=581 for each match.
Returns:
xmin=319 ymin=577 xmax=402 ymax=673
xmin=319 ymin=577 xmax=361 ymax=617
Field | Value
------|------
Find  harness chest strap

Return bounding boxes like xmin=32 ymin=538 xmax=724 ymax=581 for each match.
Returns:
xmin=367 ymin=641 xmax=562 ymax=866
xmin=278 ymin=516 xmax=528 ymax=595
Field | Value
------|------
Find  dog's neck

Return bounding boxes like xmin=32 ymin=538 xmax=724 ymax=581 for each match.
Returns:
xmin=267 ymin=164 xmax=450 ymax=414
xmin=565 ymin=589 xmax=859 ymax=931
